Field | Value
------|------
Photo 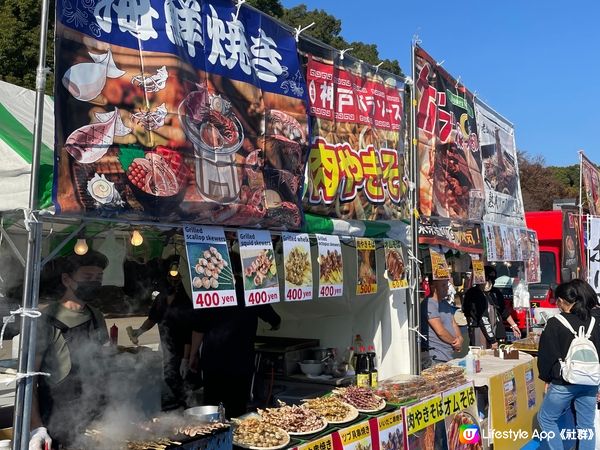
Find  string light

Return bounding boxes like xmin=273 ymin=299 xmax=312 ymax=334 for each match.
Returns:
xmin=169 ymin=262 xmax=179 ymax=277
xmin=131 ymin=230 xmax=144 ymax=246
xmin=74 ymin=238 xmax=88 ymax=255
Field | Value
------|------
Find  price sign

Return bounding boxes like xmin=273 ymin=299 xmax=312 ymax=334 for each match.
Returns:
xmin=383 ymin=240 xmax=408 ymax=290
xmin=471 ymin=254 xmax=486 ymax=285
xmin=282 ymin=233 xmax=313 ymax=302
xmin=237 ymin=229 xmax=280 ymax=307
xmin=337 ymin=420 xmax=371 ymax=449
xmin=316 ymin=234 xmax=343 ymax=298
xmin=441 ymin=383 xmax=476 ymax=416
xmin=356 ymin=238 xmax=377 ymax=296
xmin=183 ymin=225 xmax=237 ymax=309
xmin=377 ymin=411 xmax=404 ymax=450
xmin=404 ymin=395 xmax=445 ymax=435
xmin=297 ymin=435 xmax=333 ymax=450
xmin=429 ymin=247 xmax=450 ymax=280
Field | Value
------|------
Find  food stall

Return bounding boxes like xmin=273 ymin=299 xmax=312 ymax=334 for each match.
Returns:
xmin=0 ymin=0 xmax=548 ymax=448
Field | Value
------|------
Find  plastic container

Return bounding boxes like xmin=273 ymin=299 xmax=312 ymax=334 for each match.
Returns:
xmin=465 ymin=350 xmax=475 ymax=375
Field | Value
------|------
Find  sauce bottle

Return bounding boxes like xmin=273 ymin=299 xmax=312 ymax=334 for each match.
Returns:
xmin=355 ymin=346 xmax=370 ymax=387
xmin=110 ymin=323 xmax=119 ymax=346
xmin=367 ymin=345 xmax=378 ymax=388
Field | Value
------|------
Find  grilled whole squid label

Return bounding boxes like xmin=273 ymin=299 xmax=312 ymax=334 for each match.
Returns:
xmin=282 ymin=232 xmax=313 ymax=302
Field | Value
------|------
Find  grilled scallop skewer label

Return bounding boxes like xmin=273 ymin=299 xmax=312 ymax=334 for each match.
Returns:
xmin=282 ymin=232 xmax=313 ymax=302
xmin=184 ymin=225 xmax=237 ymax=309
xmin=238 ymin=230 xmax=280 ymax=307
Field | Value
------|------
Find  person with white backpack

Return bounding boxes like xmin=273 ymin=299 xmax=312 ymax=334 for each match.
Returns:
xmin=537 ymin=280 xmax=600 ymax=450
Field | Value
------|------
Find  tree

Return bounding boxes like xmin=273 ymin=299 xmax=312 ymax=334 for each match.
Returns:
xmin=245 ymin=0 xmax=284 ymax=18
xmin=0 ymin=0 xmax=54 ymax=94
xmin=518 ymin=151 xmax=576 ymax=211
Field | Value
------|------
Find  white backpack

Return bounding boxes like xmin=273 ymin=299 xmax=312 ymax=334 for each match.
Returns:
xmin=555 ymin=315 xmax=600 ymax=385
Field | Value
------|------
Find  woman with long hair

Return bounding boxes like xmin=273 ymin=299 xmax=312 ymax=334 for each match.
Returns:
xmin=537 ymin=279 xmax=600 ymax=450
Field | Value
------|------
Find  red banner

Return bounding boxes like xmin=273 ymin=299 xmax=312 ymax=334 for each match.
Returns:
xmin=303 ymin=55 xmax=409 ymax=221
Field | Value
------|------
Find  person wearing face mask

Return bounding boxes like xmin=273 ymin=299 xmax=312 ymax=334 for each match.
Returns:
xmin=29 ymin=251 xmax=109 ymax=450
xmin=463 ymin=266 xmax=521 ymax=349
xmin=128 ymin=265 xmax=193 ymax=411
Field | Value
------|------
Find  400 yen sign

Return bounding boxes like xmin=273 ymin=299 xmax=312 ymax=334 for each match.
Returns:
xmin=195 ymin=292 xmax=236 ymax=308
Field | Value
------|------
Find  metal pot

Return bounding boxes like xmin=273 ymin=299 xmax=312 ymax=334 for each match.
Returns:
xmin=184 ymin=405 xmax=220 ymax=422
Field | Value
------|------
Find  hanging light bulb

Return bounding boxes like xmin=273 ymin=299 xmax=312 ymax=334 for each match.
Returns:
xmin=169 ymin=262 xmax=179 ymax=277
xmin=74 ymin=238 xmax=89 ymax=255
xmin=131 ymin=230 xmax=144 ymax=246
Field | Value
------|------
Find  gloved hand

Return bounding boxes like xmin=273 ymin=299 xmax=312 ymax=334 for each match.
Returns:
xmin=29 ymin=426 xmax=52 ymax=450
xmin=180 ymin=358 xmax=189 ymax=379
xmin=126 ymin=326 xmax=141 ymax=345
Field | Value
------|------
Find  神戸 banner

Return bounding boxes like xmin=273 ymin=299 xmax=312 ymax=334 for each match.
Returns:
xmin=53 ymin=0 xmax=310 ymax=229
xmin=581 ymin=152 xmax=600 ymax=216
xmin=302 ymin=52 xmax=409 ymax=221
xmin=415 ymin=46 xmax=485 ymax=220
xmin=475 ymin=99 xmax=526 ymax=226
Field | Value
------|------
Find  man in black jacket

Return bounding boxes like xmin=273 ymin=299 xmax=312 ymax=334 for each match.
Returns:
xmin=463 ymin=266 xmax=521 ymax=349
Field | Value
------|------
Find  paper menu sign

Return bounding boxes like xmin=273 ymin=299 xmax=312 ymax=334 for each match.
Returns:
xmin=377 ymin=411 xmax=404 ymax=450
xmin=383 ymin=240 xmax=408 ymax=290
xmin=316 ymin=234 xmax=343 ymax=298
xmin=356 ymin=238 xmax=377 ymax=295
xmin=282 ymin=232 xmax=313 ymax=302
xmin=237 ymin=229 xmax=280 ymax=306
xmin=183 ymin=225 xmax=237 ymax=309
xmin=429 ymin=247 xmax=450 ymax=280
xmin=471 ymin=254 xmax=486 ymax=285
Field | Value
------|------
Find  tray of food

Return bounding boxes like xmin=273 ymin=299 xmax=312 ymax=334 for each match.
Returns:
xmin=331 ymin=386 xmax=386 ymax=413
xmin=233 ymin=418 xmax=290 ymax=450
xmin=258 ymin=402 xmax=327 ymax=436
xmin=302 ymin=397 xmax=359 ymax=425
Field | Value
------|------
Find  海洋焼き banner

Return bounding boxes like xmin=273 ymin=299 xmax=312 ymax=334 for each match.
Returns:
xmin=54 ymin=0 xmax=310 ymax=229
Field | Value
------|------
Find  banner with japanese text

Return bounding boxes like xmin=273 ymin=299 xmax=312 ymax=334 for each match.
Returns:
xmin=430 ymin=247 xmax=450 ymax=280
xmin=525 ymin=230 xmax=541 ymax=284
xmin=415 ymin=46 xmax=485 ymax=220
xmin=581 ymin=152 xmax=600 ymax=215
xmin=356 ymin=238 xmax=377 ymax=295
xmin=475 ymin=99 xmax=526 ymax=226
xmin=418 ymin=217 xmax=484 ymax=254
xmin=442 ymin=383 xmax=478 ymax=450
xmin=54 ymin=0 xmax=309 ymax=229
xmin=588 ymin=217 xmax=600 ymax=294
xmin=561 ymin=207 xmax=583 ymax=280
xmin=404 ymin=395 xmax=445 ymax=449
xmin=302 ymin=51 xmax=409 ymax=222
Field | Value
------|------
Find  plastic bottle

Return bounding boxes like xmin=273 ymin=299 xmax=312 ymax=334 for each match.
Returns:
xmin=367 ymin=345 xmax=378 ymax=388
xmin=110 ymin=323 xmax=119 ymax=346
xmin=465 ymin=349 xmax=475 ymax=375
xmin=351 ymin=334 xmax=364 ymax=369
xmin=345 ymin=347 xmax=355 ymax=373
xmin=355 ymin=347 xmax=370 ymax=387
xmin=474 ymin=349 xmax=481 ymax=373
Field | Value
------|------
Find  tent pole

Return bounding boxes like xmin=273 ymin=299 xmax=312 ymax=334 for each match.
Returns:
xmin=12 ymin=0 xmax=51 ymax=446
xmin=408 ymin=44 xmax=421 ymax=375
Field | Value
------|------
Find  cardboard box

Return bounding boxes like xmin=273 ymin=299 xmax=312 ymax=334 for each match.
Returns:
xmin=494 ymin=348 xmax=519 ymax=360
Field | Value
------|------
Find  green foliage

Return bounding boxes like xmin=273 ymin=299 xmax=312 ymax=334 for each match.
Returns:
xmin=246 ymin=0 xmax=284 ymax=18
xmin=0 ymin=0 xmax=54 ymax=94
xmin=518 ymin=151 xmax=580 ymax=211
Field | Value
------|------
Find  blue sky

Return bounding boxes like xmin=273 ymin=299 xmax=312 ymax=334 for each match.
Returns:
xmin=281 ymin=0 xmax=600 ymax=167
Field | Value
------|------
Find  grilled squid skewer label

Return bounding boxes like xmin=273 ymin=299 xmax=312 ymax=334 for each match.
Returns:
xmin=316 ymin=234 xmax=343 ymax=298
xmin=282 ymin=232 xmax=313 ymax=302
xmin=237 ymin=229 xmax=280 ymax=307
xmin=183 ymin=225 xmax=237 ymax=309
